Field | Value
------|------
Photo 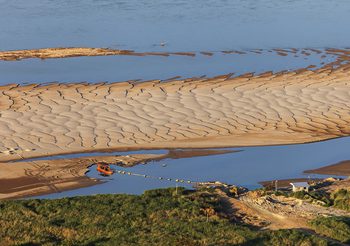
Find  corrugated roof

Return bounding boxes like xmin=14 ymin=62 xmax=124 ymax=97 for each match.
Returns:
xmin=290 ymin=182 xmax=309 ymax=187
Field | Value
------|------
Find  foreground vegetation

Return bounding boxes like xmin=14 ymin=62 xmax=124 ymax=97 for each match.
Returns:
xmin=0 ymin=188 xmax=337 ymax=245
xmin=310 ymin=216 xmax=350 ymax=243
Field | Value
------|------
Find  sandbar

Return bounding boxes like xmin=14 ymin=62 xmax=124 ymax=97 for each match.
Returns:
xmin=1 ymin=61 xmax=350 ymax=162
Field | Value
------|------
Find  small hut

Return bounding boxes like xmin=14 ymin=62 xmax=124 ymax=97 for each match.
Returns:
xmin=290 ymin=182 xmax=309 ymax=192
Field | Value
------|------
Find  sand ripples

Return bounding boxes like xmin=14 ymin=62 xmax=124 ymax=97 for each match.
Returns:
xmin=1 ymin=61 xmax=350 ymax=161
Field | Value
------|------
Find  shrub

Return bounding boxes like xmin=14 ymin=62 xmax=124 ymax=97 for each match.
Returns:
xmin=0 ymin=188 xmax=333 ymax=245
xmin=310 ymin=216 xmax=350 ymax=243
xmin=331 ymin=189 xmax=350 ymax=211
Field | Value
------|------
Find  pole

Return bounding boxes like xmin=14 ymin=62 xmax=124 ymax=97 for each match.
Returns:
xmin=275 ymin=180 xmax=278 ymax=192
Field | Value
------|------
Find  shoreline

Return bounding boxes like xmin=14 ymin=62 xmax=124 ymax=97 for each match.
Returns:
xmin=0 ymin=154 xmax=165 ymax=200
xmin=0 ymin=149 xmax=234 ymax=199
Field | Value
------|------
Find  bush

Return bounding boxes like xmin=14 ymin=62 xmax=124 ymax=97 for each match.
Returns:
xmin=0 ymin=188 xmax=333 ymax=245
xmin=331 ymin=189 xmax=350 ymax=211
xmin=310 ymin=216 xmax=350 ymax=243
xmin=259 ymin=229 xmax=330 ymax=246
xmin=292 ymin=190 xmax=307 ymax=199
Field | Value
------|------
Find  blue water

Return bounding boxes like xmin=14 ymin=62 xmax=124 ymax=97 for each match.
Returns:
xmin=2 ymin=1 xmax=350 ymax=199
xmin=0 ymin=51 xmax=334 ymax=85
xmin=0 ymin=0 xmax=348 ymax=85
xmin=1 ymin=0 xmax=350 ymax=51
xmin=36 ymin=136 xmax=349 ymax=198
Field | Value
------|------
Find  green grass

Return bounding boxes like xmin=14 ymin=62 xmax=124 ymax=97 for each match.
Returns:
xmin=0 ymin=188 xmax=334 ymax=245
xmin=331 ymin=189 xmax=350 ymax=211
xmin=310 ymin=216 xmax=350 ymax=243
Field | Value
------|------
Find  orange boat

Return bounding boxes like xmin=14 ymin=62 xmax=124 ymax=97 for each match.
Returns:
xmin=96 ymin=162 xmax=114 ymax=176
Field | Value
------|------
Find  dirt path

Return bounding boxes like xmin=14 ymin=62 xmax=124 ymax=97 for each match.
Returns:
xmin=217 ymin=190 xmax=308 ymax=230
xmin=217 ymin=189 xmax=350 ymax=230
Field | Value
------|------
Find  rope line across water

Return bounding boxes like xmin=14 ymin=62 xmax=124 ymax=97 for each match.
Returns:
xmin=113 ymin=169 xmax=199 ymax=185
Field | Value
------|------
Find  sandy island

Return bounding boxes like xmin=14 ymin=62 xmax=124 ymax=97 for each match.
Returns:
xmin=1 ymin=62 xmax=350 ymax=163
xmin=1 ymin=47 xmax=349 ymax=61
xmin=0 ymin=47 xmax=199 ymax=61
xmin=2 ymin=47 xmax=350 ymax=199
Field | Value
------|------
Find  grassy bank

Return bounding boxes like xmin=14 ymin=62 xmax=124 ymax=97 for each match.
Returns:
xmin=310 ymin=216 xmax=350 ymax=243
xmin=0 ymin=188 xmax=334 ymax=245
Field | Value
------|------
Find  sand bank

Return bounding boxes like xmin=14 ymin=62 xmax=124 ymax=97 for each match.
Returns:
xmin=1 ymin=47 xmax=349 ymax=61
xmin=0 ymin=47 xmax=199 ymax=61
xmin=1 ymin=62 xmax=350 ymax=162
xmin=305 ymin=160 xmax=350 ymax=176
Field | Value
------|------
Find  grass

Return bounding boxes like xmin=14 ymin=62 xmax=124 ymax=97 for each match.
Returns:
xmin=0 ymin=188 xmax=335 ymax=245
xmin=310 ymin=216 xmax=350 ymax=243
xmin=331 ymin=189 xmax=350 ymax=211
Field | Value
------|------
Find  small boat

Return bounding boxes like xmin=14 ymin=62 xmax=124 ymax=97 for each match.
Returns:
xmin=96 ymin=162 xmax=114 ymax=176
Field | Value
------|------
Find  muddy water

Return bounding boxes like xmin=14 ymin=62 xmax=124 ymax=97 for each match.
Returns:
xmin=35 ymin=136 xmax=349 ymax=199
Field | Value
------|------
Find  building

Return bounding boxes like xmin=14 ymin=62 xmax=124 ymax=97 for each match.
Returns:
xmin=290 ymin=182 xmax=310 ymax=192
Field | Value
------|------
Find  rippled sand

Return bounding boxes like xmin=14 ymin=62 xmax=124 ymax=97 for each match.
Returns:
xmin=1 ymin=60 xmax=350 ymax=163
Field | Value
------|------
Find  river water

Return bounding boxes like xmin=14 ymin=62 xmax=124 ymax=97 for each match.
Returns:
xmin=1 ymin=0 xmax=350 ymax=51
xmin=36 ymin=136 xmax=349 ymax=198
xmin=1 ymin=1 xmax=350 ymax=198
xmin=0 ymin=50 xmax=336 ymax=85
xmin=1 ymin=0 xmax=349 ymax=84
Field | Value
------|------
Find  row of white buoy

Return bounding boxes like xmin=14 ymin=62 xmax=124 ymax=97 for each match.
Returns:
xmin=114 ymin=169 xmax=197 ymax=184
xmin=0 ymin=148 xmax=36 ymax=155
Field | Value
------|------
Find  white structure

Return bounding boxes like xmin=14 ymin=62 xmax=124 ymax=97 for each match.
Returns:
xmin=290 ymin=182 xmax=310 ymax=192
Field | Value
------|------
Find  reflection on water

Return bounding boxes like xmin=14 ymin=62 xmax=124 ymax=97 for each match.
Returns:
xmin=1 ymin=0 xmax=350 ymax=51
xmin=36 ymin=136 xmax=350 ymax=199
